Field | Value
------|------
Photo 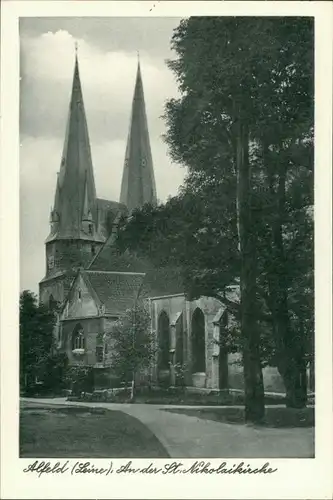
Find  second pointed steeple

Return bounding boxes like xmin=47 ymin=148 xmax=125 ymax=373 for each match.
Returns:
xmin=47 ymin=47 xmax=102 ymax=242
xmin=120 ymin=58 xmax=157 ymax=212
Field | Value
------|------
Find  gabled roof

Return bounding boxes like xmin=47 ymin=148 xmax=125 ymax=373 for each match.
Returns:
xmin=87 ymin=223 xmax=184 ymax=299
xmin=83 ymin=270 xmax=145 ymax=315
xmin=61 ymin=268 xmax=146 ymax=318
xmin=120 ymin=59 xmax=157 ymax=212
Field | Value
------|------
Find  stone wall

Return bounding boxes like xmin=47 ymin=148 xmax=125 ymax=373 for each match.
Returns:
xmin=65 ymin=274 xmax=99 ymax=319
xmin=150 ymin=295 xmax=186 ymax=386
xmin=187 ymin=296 xmax=224 ymax=390
xmin=149 ymin=293 xmax=293 ymax=394
xmin=150 ymin=294 xmax=223 ymax=389
xmin=39 ymin=273 xmax=74 ymax=306
xmin=44 ymin=239 xmax=104 ymax=280
xmin=228 ymin=352 xmax=244 ymax=390
xmin=61 ymin=317 xmax=104 ymax=366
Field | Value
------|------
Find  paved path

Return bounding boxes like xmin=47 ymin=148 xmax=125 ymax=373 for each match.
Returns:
xmin=21 ymin=398 xmax=314 ymax=459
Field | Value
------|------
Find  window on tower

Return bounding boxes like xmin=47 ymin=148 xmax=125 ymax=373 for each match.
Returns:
xmin=88 ymin=224 xmax=93 ymax=235
xmin=48 ymin=256 xmax=55 ymax=269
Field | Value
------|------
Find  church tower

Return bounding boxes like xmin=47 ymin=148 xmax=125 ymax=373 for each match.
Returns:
xmin=120 ymin=58 xmax=157 ymax=212
xmin=39 ymin=48 xmax=105 ymax=306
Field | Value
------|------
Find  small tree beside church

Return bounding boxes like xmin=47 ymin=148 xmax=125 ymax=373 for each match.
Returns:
xmin=104 ymin=303 xmax=156 ymax=399
xmin=20 ymin=290 xmax=56 ymax=392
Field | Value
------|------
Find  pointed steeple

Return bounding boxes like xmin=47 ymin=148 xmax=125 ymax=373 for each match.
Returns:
xmin=46 ymin=46 xmax=102 ymax=242
xmin=120 ymin=58 xmax=157 ymax=212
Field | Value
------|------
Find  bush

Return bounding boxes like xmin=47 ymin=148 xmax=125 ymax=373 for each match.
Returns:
xmin=43 ymin=352 xmax=69 ymax=394
xmin=66 ymin=366 xmax=94 ymax=396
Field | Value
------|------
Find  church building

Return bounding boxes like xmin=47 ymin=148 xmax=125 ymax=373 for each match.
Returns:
xmin=39 ymin=51 xmax=286 ymax=394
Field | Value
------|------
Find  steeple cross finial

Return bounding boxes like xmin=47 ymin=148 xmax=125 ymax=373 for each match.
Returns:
xmin=75 ymin=40 xmax=78 ymax=56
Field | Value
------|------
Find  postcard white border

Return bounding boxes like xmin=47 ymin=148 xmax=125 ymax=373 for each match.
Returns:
xmin=1 ymin=2 xmax=332 ymax=499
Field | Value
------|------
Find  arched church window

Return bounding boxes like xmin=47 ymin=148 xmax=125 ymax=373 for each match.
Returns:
xmin=192 ymin=308 xmax=206 ymax=373
xmin=78 ymin=289 xmax=82 ymax=300
xmin=72 ymin=324 xmax=85 ymax=351
xmin=88 ymin=224 xmax=93 ymax=235
xmin=158 ymin=311 xmax=170 ymax=370
xmin=91 ymin=244 xmax=96 ymax=256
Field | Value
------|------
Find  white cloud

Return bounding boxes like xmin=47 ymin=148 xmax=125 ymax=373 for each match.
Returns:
xmin=21 ymin=30 xmax=178 ymax=140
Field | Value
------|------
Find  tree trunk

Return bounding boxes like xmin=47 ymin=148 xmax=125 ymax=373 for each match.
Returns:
xmin=265 ymin=146 xmax=307 ymax=409
xmin=236 ymin=117 xmax=265 ymax=423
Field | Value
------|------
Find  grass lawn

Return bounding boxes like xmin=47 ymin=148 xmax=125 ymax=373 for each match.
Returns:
xmin=20 ymin=402 xmax=169 ymax=458
xmin=164 ymin=405 xmax=314 ymax=428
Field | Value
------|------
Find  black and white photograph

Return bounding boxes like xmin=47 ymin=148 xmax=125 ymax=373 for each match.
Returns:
xmin=1 ymin=2 xmax=332 ymax=499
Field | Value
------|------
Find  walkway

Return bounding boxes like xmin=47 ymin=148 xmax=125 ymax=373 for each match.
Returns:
xmin=21 ymin=398 xmax=314 ymax=458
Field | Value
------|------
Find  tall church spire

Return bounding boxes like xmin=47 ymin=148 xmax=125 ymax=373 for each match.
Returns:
xmin=47 ymin=46 xmax=101 ymax=242
xmin=120 ymin=59 xmax=157 ymax=212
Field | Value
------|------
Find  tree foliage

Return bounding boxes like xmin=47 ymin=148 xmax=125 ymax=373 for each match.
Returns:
xmin=66 ymin=365 xmax=94 ymax=396
xmin=117 ymin=17 xmax=314 ymax=415
xmin=105 ymin=304 xmax=156 ymax=390
xmin=20 ymin=290 xmax=56 ymax=388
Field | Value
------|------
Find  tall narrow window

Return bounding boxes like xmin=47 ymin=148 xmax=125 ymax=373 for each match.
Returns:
xmin=72 ymin=324 xmax=85 ymax=350
xmin=48 ymin=294 xmax=56 ymax=311
xmin=158 ymin=311 xmax=170 ymax=370
xmin=192 ymin=308 xmax=206 ymax=373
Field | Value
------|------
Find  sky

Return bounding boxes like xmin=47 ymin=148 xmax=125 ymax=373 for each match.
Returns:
xmin=20 ymin=17 xmax=186 ymax=294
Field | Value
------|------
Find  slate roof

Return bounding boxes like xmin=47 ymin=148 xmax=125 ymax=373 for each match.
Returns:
xmin=87 ymin=227 xmax=184 ymax=299
xmin=96 ymin=198 xmax=127 ymax=239
xmin=97 ymin=198 xmax=127 ymax=214
xmin=83 ymin=270 xmax=145 ymax=315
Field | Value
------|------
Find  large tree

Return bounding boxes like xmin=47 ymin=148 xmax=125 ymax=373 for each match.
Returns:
xmin=117 ymin=17 xmax=314 ymax=417
xmin=164 ymin=17 xmax=313 ymax=414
